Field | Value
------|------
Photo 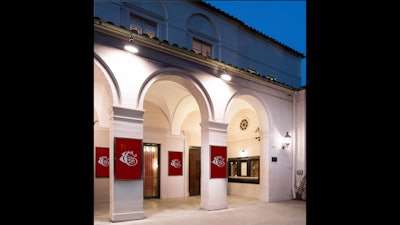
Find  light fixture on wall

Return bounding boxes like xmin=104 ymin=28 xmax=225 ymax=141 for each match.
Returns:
xmin=124 ymin=30 xmax=139 ymax=53
xmin=282 ymin=131 xmax=292 ymax=149
xmin=254 ymin=126 xmax=260 ymax=141
xmin=220 ymin=68 xmax=231 ymax=81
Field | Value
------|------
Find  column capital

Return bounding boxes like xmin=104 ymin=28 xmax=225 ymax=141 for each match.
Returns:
xmin=200 ymin=121 xmax=228 ymax=131
xmin=113 ymin=106 xmax=145 ymax=122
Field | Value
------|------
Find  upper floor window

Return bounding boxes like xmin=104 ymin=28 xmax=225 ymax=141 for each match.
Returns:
xmin=192 ymin=38 xmax=211 ymax=57
xmin=130 ymin=14 xmax=157 ymax=38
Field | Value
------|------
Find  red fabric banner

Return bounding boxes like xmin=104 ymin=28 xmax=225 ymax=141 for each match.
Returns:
xmin=210 ymin=145 xmax=227 ymax=178
xmin=95 ymin=147 xmax=110 ymax=177
xmin=115 ymin=137 xmax=143 ymax=180
xmin=168 ymin=151 xmax=183 ymax=176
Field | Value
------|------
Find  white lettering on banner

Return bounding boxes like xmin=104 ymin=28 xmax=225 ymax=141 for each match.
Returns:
xmin=119 ymin=151 xmax=138 ymax=166
xmin=212 ymin=156 xmax=225 ymax=167
xmin=170 ymin=159 xmax=181 ymax=168
xmin=97 ymin=156 xmax=109 ymax=167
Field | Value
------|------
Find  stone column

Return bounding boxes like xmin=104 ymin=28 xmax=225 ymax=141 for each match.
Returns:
xmin=200 ymin=121 xmax=228 ymax=210
xmin=109 ymin=106 xmax=145 ymax=222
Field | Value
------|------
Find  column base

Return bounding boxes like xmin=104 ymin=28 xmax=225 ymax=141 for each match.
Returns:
xmin=200 ymin=202 xmax=227 ymax=211
xmin=111 ymin=211 xmax=144 ymax=222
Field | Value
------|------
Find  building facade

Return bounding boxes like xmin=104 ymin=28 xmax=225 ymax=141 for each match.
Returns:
xmin=94 ymin=0 xmax=306 ymax=222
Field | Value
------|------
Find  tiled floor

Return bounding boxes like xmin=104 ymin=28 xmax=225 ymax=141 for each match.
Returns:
xmin=94 ymin=195 xmax=306 ymax=225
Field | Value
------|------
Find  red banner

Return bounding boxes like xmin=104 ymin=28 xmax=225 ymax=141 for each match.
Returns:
xmin=168 ymin=151 xmax=183 ymax=176
xmin=95 ymin=147 xmax=110 ymax=177
xmin=210 ymin=145 xmax=227 ymax=178
xmin=115 ymin=137 xmax=143 ymax=180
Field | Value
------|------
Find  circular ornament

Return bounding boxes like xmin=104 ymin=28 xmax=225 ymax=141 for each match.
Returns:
xmin=240 ymin=118 xmax=249 ymax=130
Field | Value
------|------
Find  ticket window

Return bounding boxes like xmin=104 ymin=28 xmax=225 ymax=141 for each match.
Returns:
xmin=228 ymin=156 xmax=260 ymax=184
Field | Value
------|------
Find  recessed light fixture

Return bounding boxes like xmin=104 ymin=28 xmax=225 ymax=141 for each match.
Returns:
xmin=124 ymin=31 xmax=139 ymax=53
xmin=220 ymin=68 xmax=231 ymax=81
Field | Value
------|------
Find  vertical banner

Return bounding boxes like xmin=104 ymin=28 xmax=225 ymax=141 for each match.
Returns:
xmin=95 ymin=147 xmax=110 ymax=178
xmin=168 ymin=151 xmax=183 ymax=176
xmin=210 ymin=145 xmax=227 ymax=178
xmin=115 ymin=137 xmax=143 ymax=180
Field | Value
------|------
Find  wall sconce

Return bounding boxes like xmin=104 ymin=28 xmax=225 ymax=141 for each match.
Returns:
xmin=124 ymin=31 xmax=139 ymax=53
xmin=220 ymin=68 xmax=231 ymax=81
xmin=254 ymin=126 xmax=261 ymax=141
xmin=282 ymin=131 xmax=292 ymax=149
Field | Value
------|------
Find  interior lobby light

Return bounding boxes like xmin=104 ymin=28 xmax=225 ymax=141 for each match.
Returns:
xmin=282 ymin=131 xmax=292 ymax=149
xmin=220 ymin=68 xmax=231 ymax=81
xmin=124 ymin=31 xmax=139 ymax=54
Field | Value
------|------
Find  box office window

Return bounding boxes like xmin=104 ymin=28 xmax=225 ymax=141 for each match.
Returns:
xmin=228 ymin=156 xmax=260 ymax=184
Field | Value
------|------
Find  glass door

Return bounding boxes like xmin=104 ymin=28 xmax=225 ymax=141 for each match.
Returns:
xmin=143 ymin=143 xmax=160 ymax=198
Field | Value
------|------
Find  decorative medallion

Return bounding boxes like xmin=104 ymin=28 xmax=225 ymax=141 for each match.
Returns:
xmin=240 ymin=118 xmax=249 ymax=130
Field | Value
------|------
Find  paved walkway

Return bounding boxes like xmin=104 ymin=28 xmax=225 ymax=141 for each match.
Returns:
xmin=94 ymin=195 xmax=306 ymax=225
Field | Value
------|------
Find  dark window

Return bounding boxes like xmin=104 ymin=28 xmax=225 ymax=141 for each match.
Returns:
xmin=192 ymin=38 xmax=211 ymax=57
xmin=130 ymin=14 xmax=157 ymax=38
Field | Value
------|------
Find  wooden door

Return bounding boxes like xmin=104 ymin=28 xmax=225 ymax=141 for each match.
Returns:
xmin=189 ymin=147 xmax=201 ymax=196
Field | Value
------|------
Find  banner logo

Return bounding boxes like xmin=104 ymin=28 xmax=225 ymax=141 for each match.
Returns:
xmin=170 ymin=159 xmax=182 ymax=168
xmin=119 ymin=150 xmax=138 ymax=166
xmin=97 ymin=156 xmax=109 ymax=167
xmin=212 ymin=156 xmax=225 ymax=167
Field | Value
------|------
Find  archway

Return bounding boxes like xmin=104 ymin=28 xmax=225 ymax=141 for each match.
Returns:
xmin=225 ymin=92 xmax=272 ymax=202
xmin=138 ymin=69 xmax=213 ymax=201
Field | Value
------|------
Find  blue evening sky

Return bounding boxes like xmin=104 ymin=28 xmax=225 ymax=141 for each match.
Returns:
xmin=203 ymin=0 xmax=306 ymax=86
